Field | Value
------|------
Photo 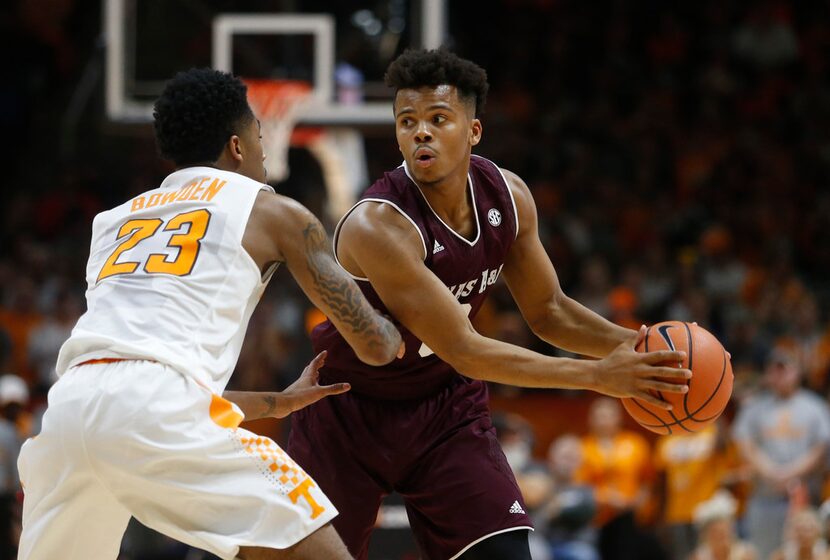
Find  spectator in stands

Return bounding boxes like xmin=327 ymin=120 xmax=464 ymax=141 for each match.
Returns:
xmin=770 ymin=508 xmax=829 ymax=560
xmin=27 ymin=289 xmax=82 ymax=390
xmin=689 ymin=490 xmax=756 ymax=560
xmin=0 ymin=278 xmax=42 ymax=384
xmin=733 ymin=347 xmax=830 ymax=559
xmin=576 ymin=397 xmax=662 ymax=560
xmin=0 ymin=375 xmax=26 ymax=560
xmin=653 ymin=421 xmax=736 ymax=560
xmin=541 ymin=434 xmax=598 ymax=560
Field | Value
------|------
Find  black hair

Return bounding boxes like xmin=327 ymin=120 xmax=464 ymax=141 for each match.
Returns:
xmin=384 ymin=48 xmax=489 ymax=117
xmin=153 ymin=68 xmax=253 ymax=166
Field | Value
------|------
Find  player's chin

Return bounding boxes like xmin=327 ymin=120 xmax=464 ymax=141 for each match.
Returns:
xmin=410 ymin=164 xmax=442 ymax=184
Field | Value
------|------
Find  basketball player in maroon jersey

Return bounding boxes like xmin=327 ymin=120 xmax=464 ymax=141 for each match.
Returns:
xmin=288 ymin=49 xmax=691 ymax=559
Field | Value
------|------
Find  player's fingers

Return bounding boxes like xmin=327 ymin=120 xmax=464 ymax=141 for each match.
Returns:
xmin=311 ymin=350 xmax=327 ymax=367
xmin=642 ymin=350 xmax=686 ymax=365
xmin=626 ymin=325 xmax=647 ymax=349
xmin=647 ymin=380 xmax=689 ymax=394
xmin=318 ymin=382 xmax=350 ymax=396
xmin=636 ymin=391 xmax=673 ymax=411
xmin=397 ymin=341 xmax=406 ymax=359
xmin=306 ymin=351 xmax=327 ymax=380
xmin=648 ymin=367 xmax=692 ymax=381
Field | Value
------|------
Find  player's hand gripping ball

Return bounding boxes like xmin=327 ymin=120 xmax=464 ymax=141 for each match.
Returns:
xmin=622 ymin=321 xmax=733 ymax=434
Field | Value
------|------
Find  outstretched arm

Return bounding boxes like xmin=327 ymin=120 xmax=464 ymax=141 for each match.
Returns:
xmin=336 ymin=201 xmax=690 ymax=409
xmin=243 ymin=191 xmax=402 ymax=366
xmin=500 ymin=169 xmax=633 ymax=357
xmin=224 ymin=351 xmax=350 ymax=420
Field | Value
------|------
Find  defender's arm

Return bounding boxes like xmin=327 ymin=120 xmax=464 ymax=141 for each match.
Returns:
xmin=224 ymin=351 xmax=349 ymax=419
xmin=243 ymin=191 xmax=402 ymax=366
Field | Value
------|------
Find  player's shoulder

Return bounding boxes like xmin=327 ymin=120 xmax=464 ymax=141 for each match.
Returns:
xmin=342 ymin=198 xmax=419 ymax=241
xmin=337 ymin=197 xmax=427 ymax=262
xmin=493 ymin=165 xmax=530 ymax=198
xmin=486 ymin=164 xmax=535 ymax=228
xmin=251 ymin=189 xmax=314 ymax=230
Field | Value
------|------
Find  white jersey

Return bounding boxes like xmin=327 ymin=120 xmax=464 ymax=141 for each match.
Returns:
xmin=57 ymin=167 xmax=274 ymax=394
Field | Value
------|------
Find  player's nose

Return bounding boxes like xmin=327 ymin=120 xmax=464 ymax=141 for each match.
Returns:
xmin=414 ymin=122 xmax=432 ymax=142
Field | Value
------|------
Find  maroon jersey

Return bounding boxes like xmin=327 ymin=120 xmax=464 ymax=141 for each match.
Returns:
xmin=312 ymin=155 xmax=518 ymax=399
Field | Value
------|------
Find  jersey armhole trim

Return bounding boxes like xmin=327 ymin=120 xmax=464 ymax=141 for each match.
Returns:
xmin=239 ymin=184 xmax=280 ymax=287
xmin=494 ymin=165 xmax=520 ymax=241
xmin=332 ymin=198 xmax=429 ymax=282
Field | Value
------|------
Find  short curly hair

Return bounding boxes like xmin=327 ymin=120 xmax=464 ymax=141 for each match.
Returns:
xmin=153 ymin=68 xmax=254 ymax=166
xmin=384 ymin=48 xmax=489 ymax=117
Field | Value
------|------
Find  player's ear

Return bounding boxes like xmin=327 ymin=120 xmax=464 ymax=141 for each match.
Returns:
xmin=228 ymin=135 xmax=244 ymax=162
xmin=469 ymin=118 xmax=482 ymax=147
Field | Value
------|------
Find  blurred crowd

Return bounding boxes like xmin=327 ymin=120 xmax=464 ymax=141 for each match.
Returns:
xmin=3 ymin=0 xmax=830 ymax=558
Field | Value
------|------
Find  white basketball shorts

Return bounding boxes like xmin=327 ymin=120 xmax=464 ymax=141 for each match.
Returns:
xmin=17 ymin=359 xmax=337 ymax=560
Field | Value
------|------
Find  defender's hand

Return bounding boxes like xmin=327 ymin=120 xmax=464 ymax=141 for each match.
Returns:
xmin=591 ymin=326 xmax=691 ymax=410
xmin=277 ymin=351 xmax=350 ymax=417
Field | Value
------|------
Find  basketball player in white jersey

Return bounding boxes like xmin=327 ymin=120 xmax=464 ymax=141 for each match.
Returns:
xmin=16 ymin=68 xmax=402 ymax=560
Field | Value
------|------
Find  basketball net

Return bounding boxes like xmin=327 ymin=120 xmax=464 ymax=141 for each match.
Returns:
xmin=243 ymin=79 xmax=313 ymax=184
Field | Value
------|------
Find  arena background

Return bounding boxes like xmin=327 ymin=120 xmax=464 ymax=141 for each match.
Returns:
xmin=2 ymin=1 xmax=830 ymax=558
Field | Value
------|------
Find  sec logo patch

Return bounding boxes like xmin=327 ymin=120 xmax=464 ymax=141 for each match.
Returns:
xmin=488 ymin=208 xmax=501 ymax=226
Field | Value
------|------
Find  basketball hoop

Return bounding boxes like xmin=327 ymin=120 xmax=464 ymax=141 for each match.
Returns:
xmin=244 ymin=79 xmax=313 ymax=184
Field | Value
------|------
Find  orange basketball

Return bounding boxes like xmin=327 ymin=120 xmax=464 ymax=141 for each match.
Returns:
xmin=621 ymin=321 xmax=733 ymax=435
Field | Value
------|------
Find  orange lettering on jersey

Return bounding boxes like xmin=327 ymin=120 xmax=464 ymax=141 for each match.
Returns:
xmin=188 ymin=177 xmax=210 ymax=201
xmin=145 ymin=193 xmax=163 ymax=208
xmin=288 ymin=477 xmax=326 ymax=519
xmin=160 ymin=190 xmax=179 ymax=206
xmin=177 ymin=180 xmax=198 ymax=201
xmin=131 ymin=196 xmax=146 ymax=212
xmin=202 ymin=178 xmax=227 ymax=201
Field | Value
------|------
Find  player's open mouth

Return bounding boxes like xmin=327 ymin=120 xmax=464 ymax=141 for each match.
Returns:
xmin=414 ymin=149 xmax=436 ymax=168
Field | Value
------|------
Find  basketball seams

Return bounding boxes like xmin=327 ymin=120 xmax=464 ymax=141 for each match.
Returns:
xmin=637 ymin=351 xmax=727 ymax=431
xmin=628 ymin=326 xmax=673 ymax=435
xmin=629 ymin=397 xmax=672 ymax=435
xmin=683 ymin=349 xmax=729 ymax=422
xmin=660 ymin=323 xmax=693 ymax=432
xmin=682 ymin=324 xmax=728 ymax=421
xmin=682 ymin=321 xmax=694 ymax=420
xmin=624 ymin=321 xmax=731 ymax=433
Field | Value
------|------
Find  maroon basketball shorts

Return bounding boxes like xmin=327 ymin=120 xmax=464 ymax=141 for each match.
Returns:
xmin=288 ymin=376 xmax=533 ymax=560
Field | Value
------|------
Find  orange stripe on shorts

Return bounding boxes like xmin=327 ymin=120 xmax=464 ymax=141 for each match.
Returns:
xmin=209 ymin=394 xmax=244 ymax=429
xmin=75 ymin=358 xmax=127 ymax=367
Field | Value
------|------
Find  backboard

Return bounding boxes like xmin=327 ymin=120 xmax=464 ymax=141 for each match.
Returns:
xmin=105 ymin=0 xmax=448 ymax=126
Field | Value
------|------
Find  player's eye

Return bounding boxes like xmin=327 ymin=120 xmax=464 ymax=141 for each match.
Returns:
xmin=399 ymin=117 xmax=413 ymax=127
xmin=432 ymin=115 xmax=446 ymax=124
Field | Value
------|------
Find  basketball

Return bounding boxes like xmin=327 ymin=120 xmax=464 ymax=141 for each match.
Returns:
xmin=621 ymin=321 xmax=733 ymax=435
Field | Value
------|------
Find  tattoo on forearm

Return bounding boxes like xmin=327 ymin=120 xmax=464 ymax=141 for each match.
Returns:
xmin=303 ymin=221 xmax=398 ymax=352
xmin=262 ymin=394 xmax=277 ymax=417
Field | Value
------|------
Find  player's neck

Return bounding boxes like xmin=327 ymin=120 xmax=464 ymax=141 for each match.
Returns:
xmin=416 ymin=159 xmax=470 ymax=208
xmin=417 ymin=165 xmax=474 ymax=234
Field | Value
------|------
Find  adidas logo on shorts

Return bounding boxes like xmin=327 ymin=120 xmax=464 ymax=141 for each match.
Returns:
xmin=509 ymin=500 xmax=525 ymax=514
xmin=433 ymin=239 xmax=445 ymax=254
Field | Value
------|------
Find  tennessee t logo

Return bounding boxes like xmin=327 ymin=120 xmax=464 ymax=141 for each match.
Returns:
xmin=288 ymin=477 xmax=326 ymax=519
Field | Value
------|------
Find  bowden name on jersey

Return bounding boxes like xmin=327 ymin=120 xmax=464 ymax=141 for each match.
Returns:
xmin=57 ymin=168 xmax=274 ymax=394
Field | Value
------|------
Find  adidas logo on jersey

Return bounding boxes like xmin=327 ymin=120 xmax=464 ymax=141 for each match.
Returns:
xmin=509 ymin=500 xmax=525 ymax=514
xmin=433 ymin=240 xmax=445 ymax=254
